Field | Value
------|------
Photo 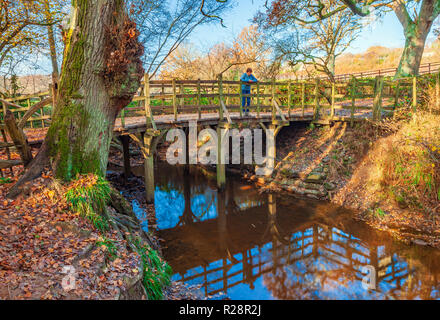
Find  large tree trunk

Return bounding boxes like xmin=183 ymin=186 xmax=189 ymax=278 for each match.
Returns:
xmin=8 ymin=0 xmax=143 ymax=197
xmin=393 ymin=0 xmax=439 ymax=78
xmin=394 ymin=25 xmax=429 ymax=78
xmin=45 ymin=0 xmax=143 ymax=181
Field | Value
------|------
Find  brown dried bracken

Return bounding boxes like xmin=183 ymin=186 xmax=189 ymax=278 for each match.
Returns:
xmin=103 ymin=11 xmax=144 ymax=110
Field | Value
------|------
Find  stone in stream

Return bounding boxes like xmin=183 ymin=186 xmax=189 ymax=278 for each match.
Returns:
xmin=305 ymin=173 xmax=325 ymax=183
xmin=279 ymin=168 xmax=300 ymax=179
xmin=301 ymin=182 xmax=322 ymax=191
xmin=324 ymin=182 xmax=336 ymax=191
xmin=322 ymin=155 xmax=330 ymax=163
xmin=304 ymin=189 xmax=324 ymax=197
xmin=313 ymin=167 xmax=324 ymax=173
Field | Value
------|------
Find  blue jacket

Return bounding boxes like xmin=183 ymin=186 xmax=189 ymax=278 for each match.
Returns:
xmin=240 ymin=73 xmax=258 ymax=91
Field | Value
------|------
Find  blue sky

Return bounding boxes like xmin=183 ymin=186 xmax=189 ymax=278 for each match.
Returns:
xmin=188 ymin=0 xmax=437 ymax=54
xmin=15 ymin=1 xmax=438 ymax=75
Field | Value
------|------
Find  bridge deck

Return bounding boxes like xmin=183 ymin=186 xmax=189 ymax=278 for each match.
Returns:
xmin=113 ymin=107 xmax=379 ymax=134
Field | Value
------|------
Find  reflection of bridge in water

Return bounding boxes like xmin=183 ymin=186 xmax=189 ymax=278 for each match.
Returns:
xmin=154 ymin=172 xmax=440 ymax=299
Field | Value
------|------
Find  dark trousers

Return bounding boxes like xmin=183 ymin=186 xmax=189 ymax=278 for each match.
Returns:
xmin=242 ymin=88 xmax=250 ymax=112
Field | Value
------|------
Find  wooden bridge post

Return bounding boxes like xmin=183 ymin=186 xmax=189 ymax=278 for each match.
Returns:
xmin=120 ymin=108 xmax=126 ymax=128
xmin=350 ymin=76 xmax=356 ymax=127
xmin=313 ymin=78 xmax=320 ymax=121
xmin=143 ymin=132 xmax=155 ymax=203
xmin=226 ymin=82 xmax=230 ymax=106
xmin=216 ymin=125 xmax=227 ymax=190
xmin=144 ymin=73 xmax=156 ymax=130
xmin=271 ymin=79 xmax=275 ymax=121
xmin=172 ymin=79 xmax=177 ymax=121
xmin=412 ymin=76 xmax=417 ymax=112
xmin=161 ymin=83 xmax=165 ymax=107
xmin=239 ymin=81 xmax=243 ymax=117
xmin=301 ymin=82 xmax=305 ymax=117
xmin=218 ymin=74 xmax=224 ymax=120
xmin=393 ymin=79 xmax=401 ymax=110
xmin=256 ymin=81 xmax=261 ymax=118
xmin=197 ymin=79 xmax=202 ymax=119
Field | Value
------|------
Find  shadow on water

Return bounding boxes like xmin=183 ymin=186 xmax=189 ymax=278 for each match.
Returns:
xmin=130 ymin=162 xmax=440 ymax=300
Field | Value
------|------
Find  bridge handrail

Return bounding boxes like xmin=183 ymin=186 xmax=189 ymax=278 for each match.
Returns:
xmin=2 ymin=70 xmax=439 ymax=132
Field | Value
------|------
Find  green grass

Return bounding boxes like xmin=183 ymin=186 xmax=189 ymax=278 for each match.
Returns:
xmin=133 ymin=237 xmax=172 ymax=300
xmin=96 ymin=237 xmax=118 ymax=260
xmin=0 ymin=177 xmax=12 ymax=184
xmin=64 ymin=174 xmax=111 ymax=232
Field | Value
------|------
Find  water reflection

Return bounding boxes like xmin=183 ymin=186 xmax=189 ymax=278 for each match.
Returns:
xmin=139 ymin=163 xmax=440 ymax=300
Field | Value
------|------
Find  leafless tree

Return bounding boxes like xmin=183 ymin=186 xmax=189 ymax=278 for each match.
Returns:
xmin=256 ymin=0 xmax=363 ymax=81
xmin=256 ymin=0 xmax=440 ymax=78
xmin=130 ymin=0 xmax=232 ymax=78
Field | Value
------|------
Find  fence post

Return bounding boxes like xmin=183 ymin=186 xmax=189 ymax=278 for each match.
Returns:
xmin=412 ymin=76 xmax=417 ymax=112
xmin=350 ymin=76 xmax=356 ymax=127
xmin=372 ymin=76 xmax=384 ymax=121
xmin=197 ymin=78 xmax=201 ymax=119
xmin=172 ymin=79 xmax=177 ymax=121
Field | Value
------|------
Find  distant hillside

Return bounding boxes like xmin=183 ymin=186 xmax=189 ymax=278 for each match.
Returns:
xmin=278 ymin=39 xmax=440 ymax=79
xmin=0 ymin=74 xmax=51 ymax=97
xmin=335 ymin=40 xmax=440 ymax=75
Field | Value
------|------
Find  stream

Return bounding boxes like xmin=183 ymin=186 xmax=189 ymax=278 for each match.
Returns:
xmin=127 ymin=162 xmax=440 ymax=300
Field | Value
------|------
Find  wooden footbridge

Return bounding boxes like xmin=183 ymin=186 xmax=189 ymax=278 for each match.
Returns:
xmin=1 ymin=71 xmax=439 ymax=202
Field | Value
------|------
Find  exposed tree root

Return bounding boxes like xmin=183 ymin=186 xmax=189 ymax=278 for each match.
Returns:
xmin=7 ymin=142 xmax=50 ymax=199
xmin=108 ymin=188 xmax=159 ymax=252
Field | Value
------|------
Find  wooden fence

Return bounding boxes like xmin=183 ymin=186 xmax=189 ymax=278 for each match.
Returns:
xmin=1 ymin=91 xmax=52 ymax=128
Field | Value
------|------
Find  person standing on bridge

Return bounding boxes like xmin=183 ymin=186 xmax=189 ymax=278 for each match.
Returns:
xmin=240 ymin=68 xmax=258 ymax=116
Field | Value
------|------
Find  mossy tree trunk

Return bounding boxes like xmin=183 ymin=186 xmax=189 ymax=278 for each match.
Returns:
xmin=8 ymin=0 xmax=143 ymax=197
xmin=46 ymin=0 xmax=143 ymax=180
xmin=393 ymin=0 xmax=440 ymax=79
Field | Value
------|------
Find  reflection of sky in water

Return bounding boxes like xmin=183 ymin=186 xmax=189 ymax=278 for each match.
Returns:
xmin=137 ymin=167 xmax=439 ymax=300
xmin=154 ymin=185 xmax=218 ymax=230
